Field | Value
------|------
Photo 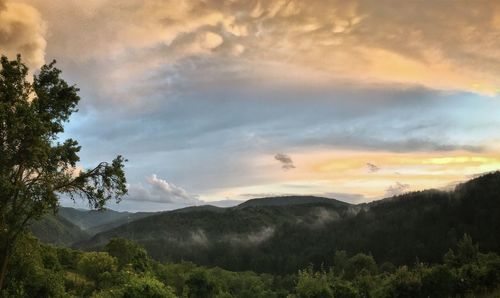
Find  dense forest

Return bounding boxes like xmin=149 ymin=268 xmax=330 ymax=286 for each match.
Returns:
xmin=11 ymin=172 xmax=499 ymax=297
xmin=48 ymin=172 xmax=500 ymax=275
xmin=3 ymin=232 xmax=500 ymax=297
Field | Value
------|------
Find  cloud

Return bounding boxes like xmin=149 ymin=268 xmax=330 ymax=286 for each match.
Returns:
xmin=203 ymin=199 xmax=242 ymax=208
xmin=128 ymin=174 xmax=201 ymax=205
xmin=366 ymin=162 xmax=380 ymax=173
xmin=385 ymin=182 xmax=410 ymax=197
xmin=19 ymin=0 xmax=500 ymax=211
xmin=226 ymin=226 xmax=275 ymax=246
xmin=275 ymin=153 xmax=295 ymax=170
xmin=309 ymin=207 xmax=339 ymax=228
xmin=323 ymin=192 xmax=366 ymax=204
xmin=190 ymin=229 xmax=209 ymax=247
xmin=0 ymin=0 xmax=46 ymax=68
xmin=23 ymin=0 xmax=500 ymax=96
xmin=238 ymin=192 xmax=295 ymax=198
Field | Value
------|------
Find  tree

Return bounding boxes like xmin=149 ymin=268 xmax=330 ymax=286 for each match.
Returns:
xmin=185 ymin=270 xmax=218 ymax=298
xmin=294 ymin=267 xmax=333 ymax=298
xmin=122 ymin=275 xmax=176 ymax=298
xmin=77 ymin=252 xmax=117 ymax=289
xmin=106 ymin=238 xmax=151 ymax=272
xmin=345 ymin=253 xmax=377 ymax=279
xmin=0 ymin=55 xmax=127 ymax=291
xmin=444 ymin=234 xmax=479 ymax=267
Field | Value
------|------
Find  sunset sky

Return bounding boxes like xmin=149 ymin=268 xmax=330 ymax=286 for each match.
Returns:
xmin=2 ymin=0 xmax=500 ymax=211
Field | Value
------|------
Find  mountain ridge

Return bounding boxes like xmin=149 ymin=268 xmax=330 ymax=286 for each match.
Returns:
xmin=71 ymin=172 xmax=500 ymax=273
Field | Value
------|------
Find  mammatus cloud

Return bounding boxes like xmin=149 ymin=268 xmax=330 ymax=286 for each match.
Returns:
xmin=385 ymin=182 xmax=410 ymax=197
xmin=366 ymin=162 xmax=380 ymax=173
xmin=128 ymin=174 xmax=201 ymax=205
xmin=0 ymin=0 xmax=46 ymax=68
xmin=21 ymin=0 xmax=500 ymax=96
xmin=275 ymin=153 xmax=295 ymax=170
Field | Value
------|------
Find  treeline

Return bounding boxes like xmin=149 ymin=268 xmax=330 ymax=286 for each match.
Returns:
xmin=74 ymin=172 xmax=500 ymax=276
xmin=2 ymin=234 xmax=500 ymax=297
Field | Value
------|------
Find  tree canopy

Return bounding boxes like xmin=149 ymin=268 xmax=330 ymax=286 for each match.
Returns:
xmin=0 ymin=55 xmax=127 ymax=291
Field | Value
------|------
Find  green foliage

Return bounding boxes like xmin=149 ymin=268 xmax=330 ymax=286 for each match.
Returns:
xmin=1 ymin=234 xmax=65 ymax=298
xmin=444 ymin=234 xmax=480 ymax=267
xmin=123 ymin=275 xmax=176 ymax=298
xmin=77 ymin=252 xmax=117 ymax=289
xmin=3 ymin=235 xmax=500 ymax=297
xmin=4 ymin=180 xmax=500 ymax=298
xmin=345 ymin=253 xmax=377 ymax=279
xmin=330 ymin=279 xmax=359 ymax=298
xmin=419 ymin=265 xmax=456 ymax=297
xmin=294 ymin=267 xmax=333 ymax=298
xmin=0 ymin=54 xmax=127 ymax=292
xmin=75 ymin=172 xmax=500 ymax=276
xmin=184 ymin=270 xmax=218 ymax=298
xmin=30 ymin=213 xmax=89 ymax=246
xmin=381 ymin=266 xmax=422 ymax=298
xmin=106 ymin=238 xmax=151 ymax=272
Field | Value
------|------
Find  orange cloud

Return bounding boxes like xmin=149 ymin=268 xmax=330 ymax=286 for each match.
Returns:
xmin=15 ymin=0 xmax=500 ymax=94
xmin=219 ymin=149 xmax=500 ymax=202
xmin=0 ymin=0 xmax=46 ymax=68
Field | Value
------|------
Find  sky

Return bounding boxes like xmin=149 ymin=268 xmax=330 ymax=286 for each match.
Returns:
xmin=2 ymin=0 xmax=500 ymax=211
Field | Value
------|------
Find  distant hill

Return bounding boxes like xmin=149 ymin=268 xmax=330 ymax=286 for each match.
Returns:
xmin=74 ymin=172 xmax=500 ymax=274
xmin=58 ymin=207 xmax=153 ymax=234
xmin=74 ymin=195 xmax=359 ymax=272
xmin=30 ymin=214 xmax=89 ymax=246
xmin=236 ymin=195 xmax=348 ymax=208
xmin=30 ymin=207 xmax=154 ymax=246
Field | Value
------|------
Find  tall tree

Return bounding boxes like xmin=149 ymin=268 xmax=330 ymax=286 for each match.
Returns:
xmin=0 ymin=55 xmax=127 ymax=290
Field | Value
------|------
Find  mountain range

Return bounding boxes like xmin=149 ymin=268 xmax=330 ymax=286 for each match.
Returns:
xmin=31 ymin=172 xmax=500 ymax=274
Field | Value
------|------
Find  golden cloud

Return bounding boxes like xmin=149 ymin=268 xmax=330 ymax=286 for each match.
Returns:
xmin=15 ymin=0 xmax=500 ymax=94
xmin=0 ymin=0 xmax=46 ymax=68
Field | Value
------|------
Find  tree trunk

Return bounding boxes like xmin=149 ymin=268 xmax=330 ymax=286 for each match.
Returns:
xmin=0 ymin=247 xmax=9 ymax=292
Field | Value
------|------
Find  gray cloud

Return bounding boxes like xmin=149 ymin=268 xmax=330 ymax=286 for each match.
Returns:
xmin=238 ymin=192 xmax=294 ymax=198
xmin=59 ymin=85 xmax=498 ymax=203
xmin=309 ymin=207 xmax=340 ymax=228
xmin=366 ymin=162 xmax=380 ymax=173
xmin=128 ymin=174 xmax=201 ymax=205
xmin=204 ymin=200 xmax=242 ymax=208
xmin=385 ymin=182 xmax=410 ymax=197
xmin=226 ymin=226 xmax=275 ymax=246
xmin=323 ymin=192 xmax=367 ymax=204
xmin=189 ymin=229 xmax=209 ymax=247
xmin=274 ymin=153 xmax=295 ymax=170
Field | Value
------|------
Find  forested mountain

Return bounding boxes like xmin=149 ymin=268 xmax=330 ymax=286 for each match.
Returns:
xmin=236 ymin=195 xmax=348 ymax=208
xmin=58 ymin=207 xmax=153 ymax=234
xmin=30 ymin=207 xmax=154 ymax=246
xmin=29 ymin=214 xmax=89 ymax=246
xmin=73 ymin=172 xmax=500 ymax=274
